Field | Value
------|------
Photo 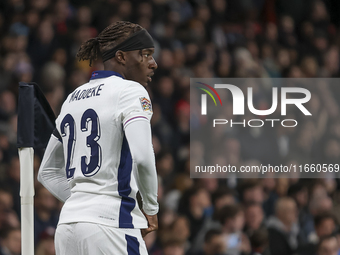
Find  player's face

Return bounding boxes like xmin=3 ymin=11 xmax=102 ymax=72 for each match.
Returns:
xmin=125 ymin=48 xmax=157 ymax=86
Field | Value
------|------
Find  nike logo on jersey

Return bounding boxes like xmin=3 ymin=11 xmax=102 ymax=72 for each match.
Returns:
xmin=99 ymin=215 xmax=115 ymax=221
xmin=69 ymin=84 xmax=104 ymax=102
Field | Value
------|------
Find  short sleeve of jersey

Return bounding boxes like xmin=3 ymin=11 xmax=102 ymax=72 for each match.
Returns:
xmin=118 ymin=82 xmax=153 ymax=130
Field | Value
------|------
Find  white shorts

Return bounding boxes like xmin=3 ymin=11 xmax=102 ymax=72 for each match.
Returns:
xmin=55 ymin=223 xmax=148 ymax=255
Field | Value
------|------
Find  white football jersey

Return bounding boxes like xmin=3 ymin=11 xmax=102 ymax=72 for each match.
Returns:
xmin=55 ymin=71 xmax=153 ymax=229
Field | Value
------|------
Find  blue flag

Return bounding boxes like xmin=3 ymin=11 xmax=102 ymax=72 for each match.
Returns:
xmin=17 ymin=82 xmax=55 ymax=149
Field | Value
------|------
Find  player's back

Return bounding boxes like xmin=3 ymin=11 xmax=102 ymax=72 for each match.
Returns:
xmin=55 ymin=71 xmax=150 ymax=229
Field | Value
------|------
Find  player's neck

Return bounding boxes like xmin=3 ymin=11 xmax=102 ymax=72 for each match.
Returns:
xmin=103 ymin=61 xmax=125 ymax=79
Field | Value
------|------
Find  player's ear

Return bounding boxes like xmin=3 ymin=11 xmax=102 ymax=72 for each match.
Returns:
xmin=115 ymin=50 xmax=126 ymax=65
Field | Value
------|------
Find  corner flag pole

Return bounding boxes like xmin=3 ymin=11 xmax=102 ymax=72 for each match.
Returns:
xmin=17 ymin=82 xmax=56 ymax=255
xmin=18 ymin=147 xmax=34 ymax=255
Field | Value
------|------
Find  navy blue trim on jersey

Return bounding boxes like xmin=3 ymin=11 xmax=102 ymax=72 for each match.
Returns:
xmin=90 ymin=71 xmax=124 ymax=80
xmin=125 ymin=235 xmax=140 ymax=255
xmin=117 ymin=136 xmax=136 ymax=228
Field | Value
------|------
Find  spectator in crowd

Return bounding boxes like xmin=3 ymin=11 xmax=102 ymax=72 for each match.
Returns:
xmin=288 ymin=182 xmax=313 ymax=245
xmin=178 ymin=186 xmax=212 ymax=245
xmin=161 ymin=215 xmax=191 ymax=252
xmin=317 ymin=234 xmax=340 ymax=255
xmin=267 ymin=197 xmax=299 ymax=255
xmin=144 ymin=230 xmax=162 ymax=255
xmin=195 ymin=229 xmax=225 ymax=255
xmin=249 ymin=228 xmax=270 ymax=255
xmin=299 ymin=211 xmax=339 ymax=255
xmin=219 ymin=204 xmax=250 ymax=255
xmin=313 ymin=212 xmax=338 ymax=243
xmin=244 ymin=202 xmax=265 ymax=237
xmin=34 ymin=185 xmax=59 ymax=246
xmin=239 ymin=180 xmax=265 ymax=206
xmin=0 ymin=227 xmax=21 ymax=255
xmin=3 ymin=157 xmax=21 ymax=218
xmin=162 ymin=239 xmax=186 ymax=255
xmin=0 ymin=189 xmax=19 ymax=231
xmin=212 ymin=187 xmax=236 ymax=211
xmin=35 ymin=227 xmax=56 ymax=255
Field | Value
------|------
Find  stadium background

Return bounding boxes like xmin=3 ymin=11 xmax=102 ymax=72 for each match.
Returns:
xmin=1 ymin=0 xmax=340 ymax=254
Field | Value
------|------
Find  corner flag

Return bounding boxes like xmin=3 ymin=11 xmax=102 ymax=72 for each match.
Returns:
xmin=17 ymin=82 xmax=56 ymax=149
xmin=17 ymin=82 xmax=55 ymax=255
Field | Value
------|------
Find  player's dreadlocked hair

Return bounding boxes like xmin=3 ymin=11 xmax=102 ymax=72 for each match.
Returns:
xmin=76 ymin=21 xmax=143 ymax=66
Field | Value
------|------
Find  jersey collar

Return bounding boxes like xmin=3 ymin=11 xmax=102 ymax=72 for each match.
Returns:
xmin=90 ymin=71 xmax=124 ymax=80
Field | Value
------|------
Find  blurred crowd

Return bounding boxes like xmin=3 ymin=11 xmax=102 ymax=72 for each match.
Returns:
xmin=1 ymin=0 xmax=340 ymax=255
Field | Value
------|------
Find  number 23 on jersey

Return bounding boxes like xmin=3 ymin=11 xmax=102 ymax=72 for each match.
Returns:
xmin=60 ymin=108 xmax=102 ymax=179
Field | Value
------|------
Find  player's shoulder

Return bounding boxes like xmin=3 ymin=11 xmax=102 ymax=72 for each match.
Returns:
xmin=121 ymin=79 xmax=146 ymax=89
xmin=116 ymin=80 xmax=152 ymax=113
xmin=120 ymin=79 xmax=149 ymax=96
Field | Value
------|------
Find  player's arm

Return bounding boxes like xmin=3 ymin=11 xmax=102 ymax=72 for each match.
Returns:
xmin=37 ymin=129 xmax=71 ymax=202
xmin=124 ymin=118 xmax=159 ymax=236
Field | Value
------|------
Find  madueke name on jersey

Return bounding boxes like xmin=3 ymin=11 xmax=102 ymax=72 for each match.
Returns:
xmin=69 ymin=84 xmax=104 ymax=102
